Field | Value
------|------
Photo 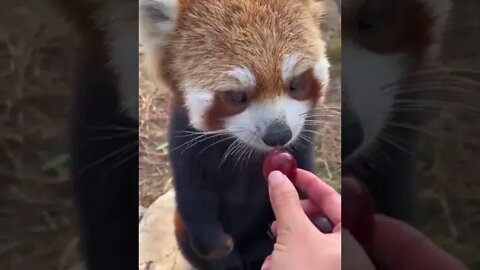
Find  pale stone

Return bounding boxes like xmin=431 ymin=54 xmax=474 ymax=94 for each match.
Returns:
xmin=139 ymin=189 xmax=195 ymax=270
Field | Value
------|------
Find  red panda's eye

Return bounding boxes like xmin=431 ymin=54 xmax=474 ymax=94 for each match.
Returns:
xmin=357 ymin=0 xmax=392 ymax=33
xmin=289 ymin=76 xmax=306 ymax=94
xmin=225 ymin=91 xmax=249 ymax=106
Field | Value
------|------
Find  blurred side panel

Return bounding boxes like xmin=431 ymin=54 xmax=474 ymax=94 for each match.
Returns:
xmin=0 ymin=0 xmax=139 ymax=269
xmin=341 ymin=0 xmax=480 ymax=269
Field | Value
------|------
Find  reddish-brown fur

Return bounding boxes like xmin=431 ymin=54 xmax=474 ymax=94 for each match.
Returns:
xmin=204 ymin=68 xmax=324 ymax=130
xmin=343 ymin=0 xmax=434 ymax=64
xmin=157 ymin=0 xmax=328 ymax=131
xmin=162 ymin=0 xmax=324 ymax=94
xmin=173 ymin=209 xmax=188 ymax=243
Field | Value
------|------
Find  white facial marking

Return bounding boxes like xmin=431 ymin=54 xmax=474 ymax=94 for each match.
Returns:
xmin=343 ymin=41 xmax=407 ymax=159
xmin=417 ymin=0 xmax=451 ymax=60
xmin=224 ymin=97 xmax=310 ymax=151
xmin=282 ymin=53 xmax=331 ymax=89
xmin=183 ymin=90 xmax=214 ymax=130
xmin=281 ymin=53 xmax=302 ymax=82
xmin=314 ymin=57 xmax=331 ymax=86
xmin=95 ymin=1 xmax=138 ymax=120
xmin=107 ymin=21 xmax=139 ymax=120
xmin=227 ymin=67 xmax=256 ymax=90
xmin=140 ymin=0 xmax=178 ymax=40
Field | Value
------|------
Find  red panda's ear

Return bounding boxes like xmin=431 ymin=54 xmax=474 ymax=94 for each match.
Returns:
xmin=415 ymin=0 xmax=451 ymax=59
xmin=311 ymin=1 xmax=324 ymax=22
xmin=311 ymin=0 xmax=330 ymax=38
xmin=140 ymin=0 xmax=178 ymax=44
xmin=140 ymin=0 xmax=178 ymax=88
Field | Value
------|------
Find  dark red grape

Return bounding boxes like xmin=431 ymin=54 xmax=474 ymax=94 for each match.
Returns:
xmin=342 ymin=176 xmax=375 ymax=253
xmin=263 ymin=149 xmax=297 ymax=182
xmin=312 ymin=216 xmax=334 ymax=233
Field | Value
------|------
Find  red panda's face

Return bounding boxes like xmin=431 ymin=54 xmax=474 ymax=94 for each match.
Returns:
xmin=141 ymin=0 xmax=330 ymax=151
xmin=341 ymin=0 xmax=451 ymax=160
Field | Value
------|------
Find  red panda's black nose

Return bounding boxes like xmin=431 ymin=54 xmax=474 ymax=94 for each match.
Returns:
xmin=262 ymin=123 xmax=292 ymax=147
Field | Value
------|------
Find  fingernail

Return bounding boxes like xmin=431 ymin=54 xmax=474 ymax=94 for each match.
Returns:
xmin=268 ymin=171 xmax=286 ymax=187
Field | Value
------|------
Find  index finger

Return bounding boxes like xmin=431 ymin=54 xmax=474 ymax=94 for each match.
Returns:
xmin=294 ymin=169 xmax=341 ymax=225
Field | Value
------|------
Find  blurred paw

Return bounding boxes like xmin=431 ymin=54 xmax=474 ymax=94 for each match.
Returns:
xmin=190 ymin=233 xmax=234 ymax=260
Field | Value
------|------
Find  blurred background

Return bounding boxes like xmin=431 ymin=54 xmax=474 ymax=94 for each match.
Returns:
xmin=0 ymin=0 xmax=82 ymax=269
xmin=414 ymin=1 xmax=480 ymax=267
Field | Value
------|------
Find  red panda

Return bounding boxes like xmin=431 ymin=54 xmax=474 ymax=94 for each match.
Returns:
xmin=49 ymin=1 xmax=139 ymax=269
xmin=141 ymin=0 xmax=330 ymax=151
xmin=341 ymin=0 xmax=451 ymax=222
xmin=140 ymin=0 xmax=332 ymax=269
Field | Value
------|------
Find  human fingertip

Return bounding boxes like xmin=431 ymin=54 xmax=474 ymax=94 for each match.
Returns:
xmin=268 ymin=170 xmax=287 ymax=187
xmin=270 ymin=221 xmax=278 ymax=236
xmin=261 ymin=255 xmax=272 ymax=270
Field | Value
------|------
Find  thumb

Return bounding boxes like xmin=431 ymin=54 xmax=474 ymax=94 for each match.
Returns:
xmin=268 ymin=171 xmax=308 ymax=228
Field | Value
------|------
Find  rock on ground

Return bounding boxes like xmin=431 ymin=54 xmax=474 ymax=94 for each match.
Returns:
xmin=139 ymin=190 xmax=194 ymax=270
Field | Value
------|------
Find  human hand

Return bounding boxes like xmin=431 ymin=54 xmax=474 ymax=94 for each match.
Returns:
xmin=261 ymin=169 xmax=341 ymax=270
xmin=366 ymin=214 xmax=467 ymax=270
xmin=342 ymin=177 xmax=467 ymax=270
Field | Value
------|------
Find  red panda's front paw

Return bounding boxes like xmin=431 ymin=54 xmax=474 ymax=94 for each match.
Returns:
xmin=190 ymin=233 xmax=234 ymax=260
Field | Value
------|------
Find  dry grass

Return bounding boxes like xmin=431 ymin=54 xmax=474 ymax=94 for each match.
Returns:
xmin=139 ymin=51 xmax=173 ymax=207
xmin=412 ymin=2 xmax=480 ymax=266
xmin=0 ymin=0 xmax=82 ymax=269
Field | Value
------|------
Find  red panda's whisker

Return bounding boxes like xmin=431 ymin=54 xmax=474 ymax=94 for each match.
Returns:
xmin=111 ymin=150 xmax=139 ymax=170
xmin=170 ymin=132 xmax=227 ymax=154
xmin=87 ymin=130 xmax=139 ymax=141
xmin=400 ymin=68 xmax=480 ymax=78
xmin=377 ymin=132 xmax=414 ymax=157
xmin=222 ymin=134 xmax=253 ymax=167
xmin=303 ymin=121 xmax=341 ymax=131
xmin=388 ymin=86 xmax=478 ymax=96
xmin=303 ymin=114 xmax=340 ymax=121
xmin=220 ymin=140 xmax=244 ymax=166
xmin=228 ymin=144 xmax=246 ymax=167
xmin=296 ymin=133 xmax=314 ymax=145
xmin=197 ymin=135 xmax=237 ymax=156
xmin=383 ymin=80 xmax=480 ymax=94
xmin=383 ymin=122 xmax=452 ymax=140
xmin=301 ymin=129 xmax=328 ymax=137
xmin=303 ymin=113 xmax=339 ymax=118
xmin=388 ymin=107 xmax=442 ymax=114
xmin=179 ymin=133 xmax=231 ymax=154
xmin=175 ymin=129 xmax=234 ymax=136
xmin=304 ymin=119 xmax=341 ymax=127
xmin=235 ymin=134 xmax=258 ymax=171
xmin=392 ymin=99 xmax=480 ymax=114
xmin=245 ymin=147 xmax=256 ymax=165
xmin=77 ymin=141 xmax=137 ymax=175
xmin=382 ymin=75 xmax=480 ymax=91
xmin=304 ymin=111 xmax=341 ymax=117
xmin=233 ymin=143 xmax=250 ymax=171
xmin=311 ymin=104 xmax=341 ymax=109
xmin=87 ymin=125 xmax=138 ymax=131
